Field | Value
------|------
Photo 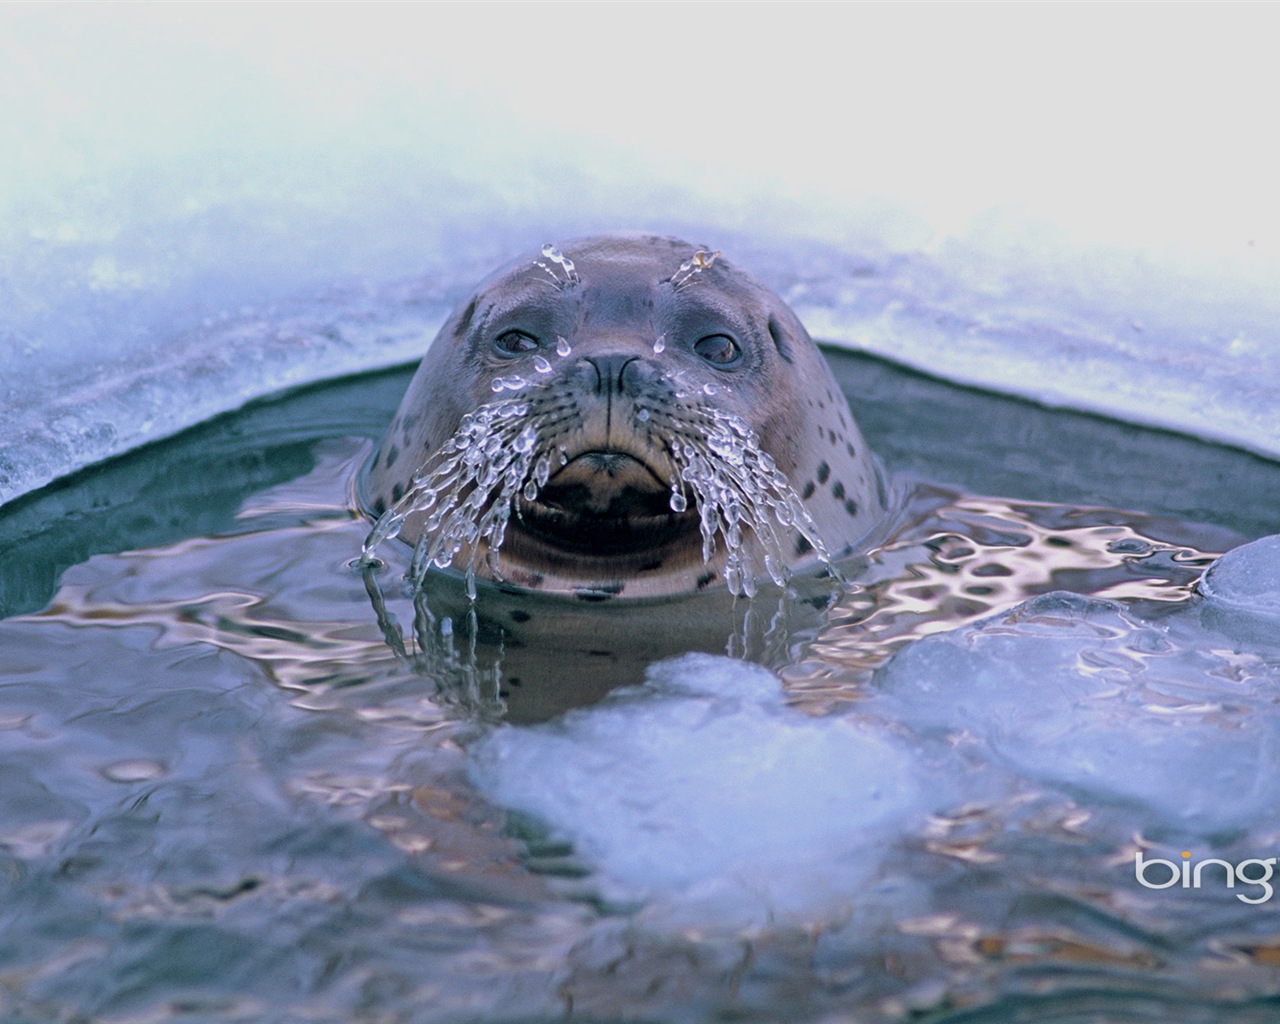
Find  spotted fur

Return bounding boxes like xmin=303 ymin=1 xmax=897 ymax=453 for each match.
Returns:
xmin=364 ymin=235 xmax=886 ymax=599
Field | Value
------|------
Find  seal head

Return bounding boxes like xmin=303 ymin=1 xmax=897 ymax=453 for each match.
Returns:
xmin=364 ymin=235 xmax=885 ymax=600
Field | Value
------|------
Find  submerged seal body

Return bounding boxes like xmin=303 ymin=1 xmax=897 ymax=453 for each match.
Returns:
xmin=363 ymin=235 xmax=885 ymax=601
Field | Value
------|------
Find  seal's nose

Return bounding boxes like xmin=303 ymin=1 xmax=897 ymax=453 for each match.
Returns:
xmin=583 ymin=353 xmax=642 ymax=395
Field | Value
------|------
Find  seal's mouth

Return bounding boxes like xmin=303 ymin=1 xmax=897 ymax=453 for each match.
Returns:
xmin=514 ymin=448 xmax=696 ymax=556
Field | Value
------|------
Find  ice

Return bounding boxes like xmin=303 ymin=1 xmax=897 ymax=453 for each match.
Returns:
xmin=664 ymin=407 xmax=833 ymax=595
xmin=469 ymin=576 xmax=1280 ymax=923
xmin=875 ymin=585 xmax=1280 ymax=839
xmin=470 ymin=653 xmax=940 ymax=921
xmin=468 ymin=562 xmax=1280 ymax=927
xmin=4 ymin=9 xmax=1280 ymax=1018
xmin=1199 ymin=534 xmax=1280 ymax=621
xmin=3 ymin=9 xmax=1280 ymax=508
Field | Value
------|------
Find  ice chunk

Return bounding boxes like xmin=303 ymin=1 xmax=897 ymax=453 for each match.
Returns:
xmin=1199 ymin=534 xmax=1280 ymax=620
xmin=876 ymin=592 xmax=1280 ymax=839
xmin=469 ymin=653 xmax=939 ymax=921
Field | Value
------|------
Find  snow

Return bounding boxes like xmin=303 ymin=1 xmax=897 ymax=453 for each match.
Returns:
xmin=3 ymin=6 xmax=1279 ymax=506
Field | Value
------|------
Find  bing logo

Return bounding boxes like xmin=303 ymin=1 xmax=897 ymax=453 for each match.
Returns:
xmin=1134 ymin=849 xmax=1275 ymax=904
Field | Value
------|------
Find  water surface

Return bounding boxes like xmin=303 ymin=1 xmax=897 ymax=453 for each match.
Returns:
xmin=2 ymin=351 xmax=1279 ymax=1023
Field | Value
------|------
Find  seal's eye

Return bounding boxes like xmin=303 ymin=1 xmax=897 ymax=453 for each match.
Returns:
xmin=693 ymin=333 xmax=740 ymax=366
xmin=493 ymin=330 xmax=539 ymax=356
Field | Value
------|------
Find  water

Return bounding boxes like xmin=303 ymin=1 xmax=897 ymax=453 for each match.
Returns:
xmin=5 ymin=9 xmax=1280 ymax=1019
xmin=2 ymin=352 xmax=1279 ymax=1022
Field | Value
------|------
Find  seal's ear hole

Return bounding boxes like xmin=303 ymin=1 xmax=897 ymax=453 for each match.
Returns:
xmin=693 ymin=333 xmax=741 ymax=366
xmin=493 ymin=329 xmax=539 ymax=356
xmin=767 ymin=315 xmax=794 ymax=364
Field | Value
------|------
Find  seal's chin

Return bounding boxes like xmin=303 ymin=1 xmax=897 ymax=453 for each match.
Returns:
xmin=514 ymin=449 xmax=696 ymax=557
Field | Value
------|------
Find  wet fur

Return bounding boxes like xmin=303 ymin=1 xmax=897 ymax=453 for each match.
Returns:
xmin=365 ymin=234 xmax=885 ymax=600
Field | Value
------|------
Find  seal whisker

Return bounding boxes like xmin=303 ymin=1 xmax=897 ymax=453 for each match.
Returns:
xmin=363 ymin=235 xmax=884 ymax=601
xmin=657 ymin=402 xmax=835 ymax=596
xmin=669 ymin=249 xmax=721 ymax=291
xmin=532 ymin=261 xmax=565 ymax=291
xmin=541 ymin=243 xmax=580 ymax=285
xmin=362 ymin=393 xmax=558 ymax=598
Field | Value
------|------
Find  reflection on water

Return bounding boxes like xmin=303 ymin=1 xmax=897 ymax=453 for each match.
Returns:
xmin=786 ymin=485 xmax=1229 ymax=708
xmin=1 ymin=359 xmax=1279 ymax=1022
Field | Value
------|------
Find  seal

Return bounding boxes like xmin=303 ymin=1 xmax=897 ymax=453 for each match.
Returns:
xmin=362 ymin=234 xmax=885 ymax=602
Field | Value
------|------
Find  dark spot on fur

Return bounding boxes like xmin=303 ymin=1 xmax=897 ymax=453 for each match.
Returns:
xmin=767 ymin=314 xmax=794 ymax=364
xmin=373 ymin=497 xmax=387 ymax=516
xmin=828 ymin=429 xmax=837 ymax=445
xmin=575 ymin=582 xmax=624 ymax=602
xmin=696 ymin=570 xmax=717 ymax=590
xmin=403 ymin=413 xmax=419 ymax=432
xmin=638 ymin=559 xmax=664 ymax=572
xmin=816 ymin=462 xmax=830 ymax=484
xmin=391 ymin=482 xmax=404 ymax=503
xmin=385 ymin=444 xmax=399 ymax=469
xmin=846 ymin=441 xmax=857 ymax=458
xmin=510 ymin=609 xmax=532 ymax=623
xmin=801 ymin=480 xmax=816 ymax=499
xmin=832 ymin=481 xmax=845 ymax=500
xmin=845 ymin=498 xmax=859 ymax=517
xmin=473 ymin=619 xmax=507 ymax=645
xmin=795 ymin=535 xmax=813 ymax=556
xmin=839 ymin=411 xmax=848 ymax=429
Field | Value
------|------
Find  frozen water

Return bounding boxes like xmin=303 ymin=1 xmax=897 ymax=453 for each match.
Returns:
xmin=664 ymin=407 xmax=834 ymax=595
xmin=0 ymin=400 xmax=1276 ymax=1017
xmin=3 ymin=8 xmax=1280 ymax=1021
xmin=875 ymin=578 xmax=1280 ymax=840
xmin=1199 ymin=534 xmax=1280 ymax=621
xmin=471 ymin=541 xmax=1280 ymax=931
xmin=470 ymin=653 xmax=940 ymax=922
xmin=2 ymin=9 xmax=1280 ymax=507
xmin=362 ymin=383 xmax=833 ymax=599
xmin=670 ymin=248 xmax=721 ymax=289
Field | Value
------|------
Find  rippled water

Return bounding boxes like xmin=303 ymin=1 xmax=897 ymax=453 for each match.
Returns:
xmin=2 ymin=353 xmax=1279 ymax=1023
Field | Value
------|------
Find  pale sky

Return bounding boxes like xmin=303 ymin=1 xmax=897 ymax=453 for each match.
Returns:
xmin=3 ymin=3 xmax=1278 ymax=265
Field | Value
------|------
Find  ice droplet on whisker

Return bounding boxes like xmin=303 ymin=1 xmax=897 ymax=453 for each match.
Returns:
xmin=360 ymin=386 xmax=837 ymax=601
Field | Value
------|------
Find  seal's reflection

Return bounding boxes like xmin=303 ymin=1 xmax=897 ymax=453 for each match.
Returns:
xmin=360 ymin=560 xmax=835 ymax=724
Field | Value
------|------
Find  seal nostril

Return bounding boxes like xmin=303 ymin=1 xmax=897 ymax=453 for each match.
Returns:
xmin=585 ymin=354 xmax=642 ymax=394
xmin=364 ymin=234 xmax=886 ymax=601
